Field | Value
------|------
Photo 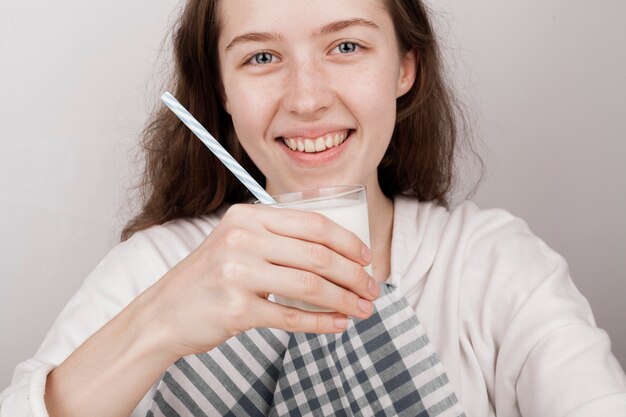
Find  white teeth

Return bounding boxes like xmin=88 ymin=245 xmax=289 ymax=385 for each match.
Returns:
xmin=283 ymin=131 xmax=350 ymax=153
xmin=315 ymin=137 xmax=326 ymax=152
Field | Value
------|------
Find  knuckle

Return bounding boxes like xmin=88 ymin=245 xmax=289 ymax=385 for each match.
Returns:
xmin=303 ymin=211 xmax=327 ymax=232
xmin=223 ymin=227 xmax=249 ymax=249
xmin=218 ymin=261 xmax=243 ymax=282
xmin=342 ymin=289 xmax=359 ymax=310
xmin=283 ymin=310 xmax=301 ymax=331
xmin=315 ymin=314 xmax=326 ymax=334
xmin=226 ymin=203 xmax=251 ymax=220
xmin=350 ymin=264 xmax=365 ymax=287
xmin=224 ymin=292 xmax=249 ymax=325
xmin=308 ymin=244 xmax=331 ymax=268
xmin=298 ymin=271 xmax=321 ymax=295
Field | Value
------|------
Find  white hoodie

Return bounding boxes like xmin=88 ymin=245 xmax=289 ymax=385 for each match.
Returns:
xmin=2 ymin=196 xmax=625 ymax=416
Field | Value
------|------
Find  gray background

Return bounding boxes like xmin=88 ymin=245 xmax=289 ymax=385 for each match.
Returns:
xmin=1 ymin=0 xmax=624 ymax=389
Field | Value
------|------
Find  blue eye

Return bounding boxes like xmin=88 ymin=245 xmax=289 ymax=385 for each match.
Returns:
xmin=250 ymin=51 xmax=274 ymax=65
xmin=336 ymin=42 xmax=359 ymax=54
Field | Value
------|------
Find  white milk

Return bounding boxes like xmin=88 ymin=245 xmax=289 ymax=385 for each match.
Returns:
xmin=272 ymin=197 xmax=371 ymax=312
xmin=295 ymin=198 xmax=370 ymax=255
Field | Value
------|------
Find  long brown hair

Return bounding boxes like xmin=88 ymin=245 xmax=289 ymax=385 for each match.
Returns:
xmin=121 ymin=0 xmax=477 ymax=241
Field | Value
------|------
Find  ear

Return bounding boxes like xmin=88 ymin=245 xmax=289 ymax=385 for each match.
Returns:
xmin=396 ymin=48 xmax=418 ymax=98
xmin=219 ymin=80 xmax=231 ymax=114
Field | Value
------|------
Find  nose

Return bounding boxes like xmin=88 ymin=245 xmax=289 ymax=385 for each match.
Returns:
xmin=281 ymin=58 xmax=334 ymax=118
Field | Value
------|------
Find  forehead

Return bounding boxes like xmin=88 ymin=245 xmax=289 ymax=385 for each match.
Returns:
xmin=217 ymin=0 xmax=392 ymax=45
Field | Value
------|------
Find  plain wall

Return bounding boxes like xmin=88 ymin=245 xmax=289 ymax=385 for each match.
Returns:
xmin=1 ymin=0 xmax=624 ymax=390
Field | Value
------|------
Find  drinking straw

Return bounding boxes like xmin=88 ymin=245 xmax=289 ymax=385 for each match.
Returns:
xmin=161 ymin=92 xmax=275 ymax=204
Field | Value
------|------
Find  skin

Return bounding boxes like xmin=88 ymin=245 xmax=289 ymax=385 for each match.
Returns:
xmin=219 ymin=0 xmax=416 ymax=279
xmin=44 ymin=1 xmax=417 ymax=416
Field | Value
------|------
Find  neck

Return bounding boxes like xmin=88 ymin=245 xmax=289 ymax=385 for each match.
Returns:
xmin=365 ymin=181 xmax=394 ymax=282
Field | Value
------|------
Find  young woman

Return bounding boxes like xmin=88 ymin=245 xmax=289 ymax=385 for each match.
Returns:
xmin=2 ymin=0 xmax=625 ymax=416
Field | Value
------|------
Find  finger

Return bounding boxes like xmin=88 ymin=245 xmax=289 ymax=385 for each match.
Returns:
xmin=250 ymin=297 xmax=351 ymax=334
xmin=248 ymin=263 xmax=373 ymax=319
xmin=261 ymin=234 xmax=379 ymax=302
xmin=253 ymin=205 xmax=371 ymax=268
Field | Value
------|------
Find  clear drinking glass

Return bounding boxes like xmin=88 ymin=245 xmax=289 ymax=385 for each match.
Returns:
xmin=258 ymin=185 xmax=370 ymax=312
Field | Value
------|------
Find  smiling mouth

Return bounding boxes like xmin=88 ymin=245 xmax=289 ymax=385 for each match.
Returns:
xmin=278 ymin=130 xmax=353 ymax=153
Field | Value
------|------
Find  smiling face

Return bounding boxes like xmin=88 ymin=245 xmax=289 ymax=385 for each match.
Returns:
xmin=218 ymin=0 xmax=416 ymax=196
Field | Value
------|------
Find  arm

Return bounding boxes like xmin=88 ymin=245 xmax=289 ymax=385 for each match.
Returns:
xmin=2 ymin=204 xmax=379 ymax=417
xmin=1 ymin=223 xmax=185 ymax=417
xmin=448 ymin=203 xmax=626 ymax=416
xmin=480 ymin=223 xmax=626 ymax=416
xmin=44 ymin=287 xmax=178 ymax=417
xmin=501 ymin=266 xmax=626 ymax=416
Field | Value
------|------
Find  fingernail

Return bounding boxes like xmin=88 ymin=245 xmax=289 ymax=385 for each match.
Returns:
xmin=368 ymin=279 xmax=380 ymax=297
xmin=361 ymin=245 xmax=371 ymax=263
xmin=334 ymin=317 xmax=348 ymax=329
xmin=358 ymin=299 xmax=372 ymax=314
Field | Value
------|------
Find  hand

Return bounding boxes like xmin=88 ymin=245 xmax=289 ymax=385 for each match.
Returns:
xmin=139 ymin=203 xmax=379 ymax=358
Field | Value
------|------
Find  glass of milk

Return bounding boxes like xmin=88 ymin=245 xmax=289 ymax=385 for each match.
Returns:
xmin=259 ymin=185 xmax=370 ymax=312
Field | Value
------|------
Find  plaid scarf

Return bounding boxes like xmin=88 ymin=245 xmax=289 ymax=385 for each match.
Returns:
xmin=146 ymin=283 xmax=465 ymax=416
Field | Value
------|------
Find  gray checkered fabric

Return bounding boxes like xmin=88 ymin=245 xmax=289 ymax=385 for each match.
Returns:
xmin=146 ymin=284 xmax=465 ymax=416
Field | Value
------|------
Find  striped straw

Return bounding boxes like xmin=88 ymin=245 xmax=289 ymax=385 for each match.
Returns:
xmin=160 ymin=92 xmax=275 ymax=204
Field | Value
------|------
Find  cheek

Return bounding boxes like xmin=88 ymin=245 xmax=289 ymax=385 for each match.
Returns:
xmin=227 ymin=82 xmax=275 ymax=140
xmin=341 ymin=63 xmax=399 ymax=138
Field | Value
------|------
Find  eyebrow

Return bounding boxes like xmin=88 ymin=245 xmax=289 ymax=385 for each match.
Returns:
xmin=316 ymin=18 xmax=379 ymax=36
xmin=225 ymin=18 xmax=379 ymax=51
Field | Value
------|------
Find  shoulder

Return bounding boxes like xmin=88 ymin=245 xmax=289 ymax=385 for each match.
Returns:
xmin=394 ymin=194 xmax=538 ymax=248
xmin=82 ymin=206 xmax=229 ymax=296
xmin=395 ymin=195 xmax=570 ymax=315
xmin=119 ymin=208 xmax=226 ymax=262
xmin=445 ymin=200 xmax=568 ymax=285
xmin=432 ymin=200 xmax=575 ymax=338
xmin=27 ymin=207 xmax=230 ymax=367
xmin=397 ymin=195 xmax=566 ymax=276
xmin=436 ymin=199 xmax=569 ymax=299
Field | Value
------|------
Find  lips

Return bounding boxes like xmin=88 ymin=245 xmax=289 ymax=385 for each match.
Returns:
xmin=278 ymin=130 xmax=351 ymax=153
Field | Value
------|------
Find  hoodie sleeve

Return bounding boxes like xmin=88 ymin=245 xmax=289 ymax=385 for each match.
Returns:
xmin=0 ymin=216 xmax=216 ymax=417
xmin=457 ymin=203 xmax=626 ymax=416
